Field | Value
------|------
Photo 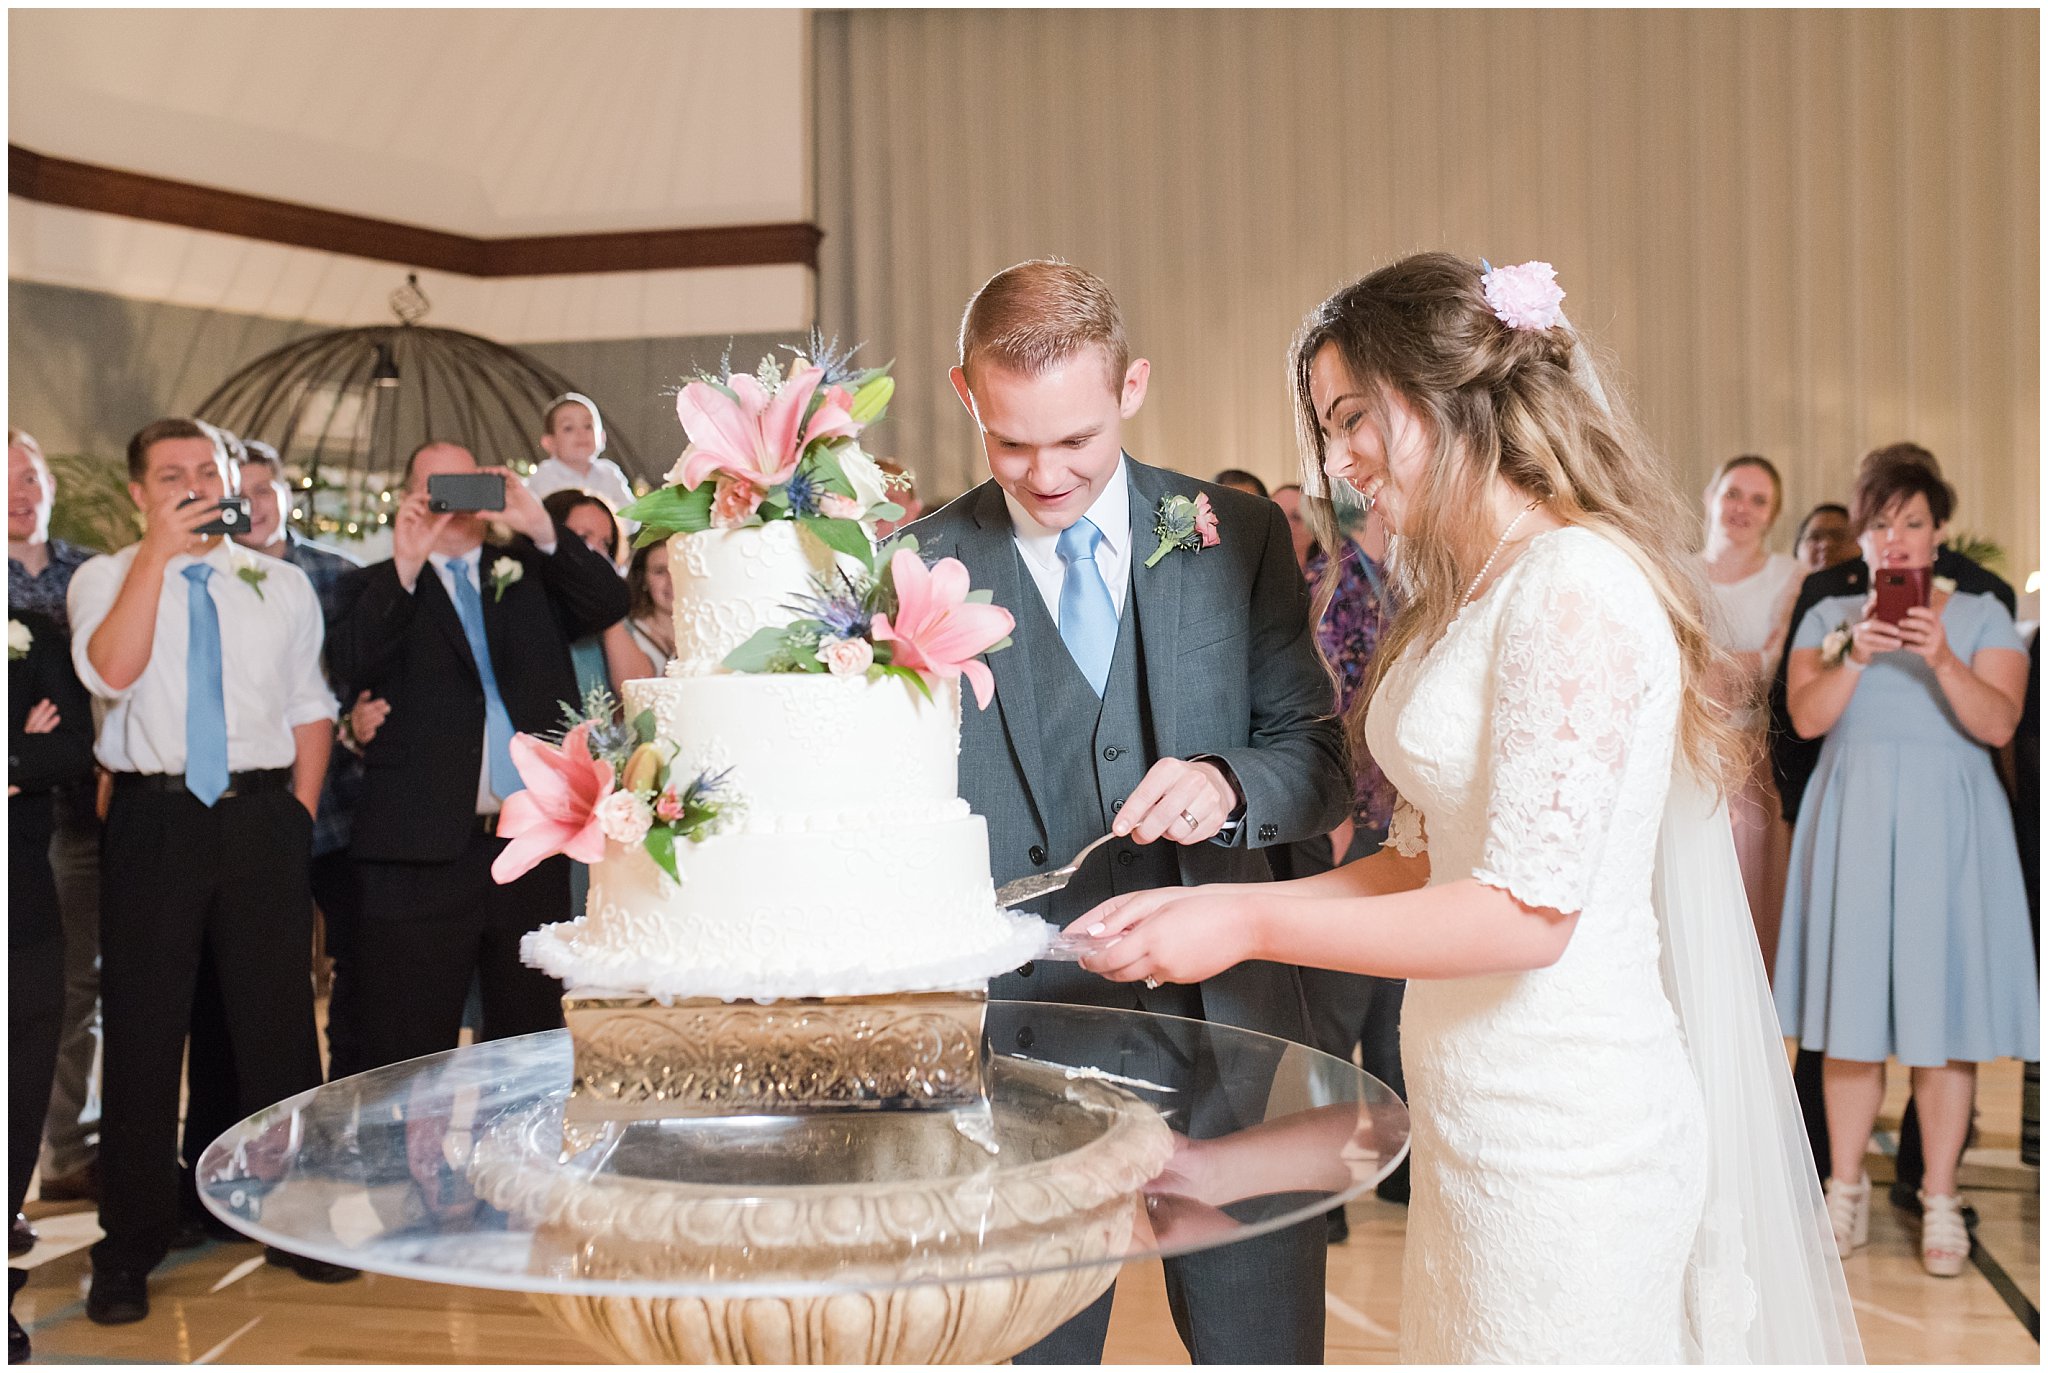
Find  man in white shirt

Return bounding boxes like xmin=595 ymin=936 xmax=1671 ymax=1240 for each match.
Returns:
xmin=67 ymin=418 xmax=348 ymax=1324
xmin=523 ymin=392 xmax=638 ymax=523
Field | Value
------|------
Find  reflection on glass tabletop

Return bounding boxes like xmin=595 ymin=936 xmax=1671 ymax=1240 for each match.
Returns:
xmin=198 ymin=1001 xmax=1409 ymax=1300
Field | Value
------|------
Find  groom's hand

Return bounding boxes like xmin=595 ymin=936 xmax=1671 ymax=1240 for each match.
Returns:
xmin=1114 ymin=757 xmax=1238 ymax=845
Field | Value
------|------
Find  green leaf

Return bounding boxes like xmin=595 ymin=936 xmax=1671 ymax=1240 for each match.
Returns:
xmin=721 ymin=626 xmax=793 ymax=673
xmin=631 ymin=709 xmax=657 ymax=745
xmin=874 ymin=662 xmax=934 ymax=702
xmin=965 ymin=588 xmax=994 ymax=604
xmin=760 ymin=487 xmax=790 ymax=515
xmin=622 ymin=484 xmax=713 ymax=546
xmin=799 ymin=515 xmax=874 ymax=568
xmin=848 ymin=375 xmax=895 ymax=426
xmin=644 ymin=826 xmax=680 ymax=884
xmin=872 ymin=500 xmax=905 ymax=524
xmin=805 ymin=444 xmax=852 ymax=495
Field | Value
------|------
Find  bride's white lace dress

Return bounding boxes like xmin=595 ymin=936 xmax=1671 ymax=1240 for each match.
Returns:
xmin=1364 ymin=527 xmax=1709 ymax=1362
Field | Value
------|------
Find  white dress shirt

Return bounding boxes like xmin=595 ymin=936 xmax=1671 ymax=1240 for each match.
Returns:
xmin=1005 ymin=456 xmax=1133 ymax=626
xmin=424 ymin=544 xmax=512 ymax=816
xmin=526 ymin=456 xmax=638 ymax=528
xmin=68 ymin=538 xmax=337 ymax=774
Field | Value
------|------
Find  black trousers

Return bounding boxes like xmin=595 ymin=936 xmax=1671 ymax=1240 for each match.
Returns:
xmin=352 ymin=834 xmax=567 ymax=1071
xmin=309 ymin=849 xmax=364 ymax=1080
xmin=11 ymin=934 xmax=66 ymax=1221
xmin=92 ymin=785 xmax=322 ymax=1274
xmin=1006 ymin=993 xmax=1328 ymax=1365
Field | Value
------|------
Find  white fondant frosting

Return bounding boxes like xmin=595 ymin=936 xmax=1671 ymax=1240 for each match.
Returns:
xmin=523 ymin=523 xmax=1047 ymax=1001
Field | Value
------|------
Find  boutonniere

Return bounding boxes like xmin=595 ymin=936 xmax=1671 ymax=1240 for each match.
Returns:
xmin=8 ymin=618 xmax=30 ymax=661
xmin=1819 ymin=621 xmax=1855 ymax=670
xmin=490 ymin=556 xmax=523 ymax=602
xmin=1144 ymin=493 xmax=1222 ymax=569
xmin=233 ymin=559 xmax=269 ymax=600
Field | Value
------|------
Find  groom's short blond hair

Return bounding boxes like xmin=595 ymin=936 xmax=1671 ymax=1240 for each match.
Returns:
xmin=958 ymin=259 xmax=1128 ymax=393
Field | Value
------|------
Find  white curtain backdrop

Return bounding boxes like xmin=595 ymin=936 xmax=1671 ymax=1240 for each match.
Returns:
xmin=815 ymin=9 xmax=2037 ymax=584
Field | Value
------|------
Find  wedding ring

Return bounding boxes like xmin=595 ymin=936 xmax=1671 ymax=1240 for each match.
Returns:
xmin=1144 ymin=976 xmax=1160 ymax=989
xmin=1179 ymin=808 xmax=1200 ymax=830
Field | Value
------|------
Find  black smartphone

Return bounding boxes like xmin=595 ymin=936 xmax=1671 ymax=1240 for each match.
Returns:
xmin=427 ymin=473 xmax=507 ymax=513
xmin=187 ymin=495 xmax=252 ymax=536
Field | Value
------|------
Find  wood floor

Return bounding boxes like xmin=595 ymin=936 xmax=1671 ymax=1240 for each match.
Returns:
xmin=15 ymin=1060 xmax=2037 ymax=1364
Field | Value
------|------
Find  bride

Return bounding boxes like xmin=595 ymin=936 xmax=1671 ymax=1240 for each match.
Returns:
xmin=1076 ymin=254 xmax=1862 ymax=1362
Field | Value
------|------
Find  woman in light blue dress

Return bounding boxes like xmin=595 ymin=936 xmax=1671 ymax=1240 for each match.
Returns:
xmin=1780 ymin=461 xmax=2035 ymax=1277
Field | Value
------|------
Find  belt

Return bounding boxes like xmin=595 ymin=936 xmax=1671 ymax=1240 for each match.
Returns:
xmin=113 ymin=768 xmax=292 ymax=799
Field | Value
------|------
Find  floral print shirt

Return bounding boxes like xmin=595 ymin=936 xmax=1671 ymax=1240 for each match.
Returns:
xmin=1309 ymin=541 xmax=1397 ymax=833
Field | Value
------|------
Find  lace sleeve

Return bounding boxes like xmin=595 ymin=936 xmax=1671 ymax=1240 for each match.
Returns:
xmin=1472 ymin=547 xmax=1661 ymax=915
xmin=1388 ymin=795 xmax=1427 ymax=857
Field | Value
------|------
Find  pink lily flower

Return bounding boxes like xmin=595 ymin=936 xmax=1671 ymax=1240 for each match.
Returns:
xmin=673 ymin=364 xmax=863 ymax=492
xmin=871 ymin=549 xmax=1016 ymax=709
xmin=492 ymin=723 xmax=615 ymax=883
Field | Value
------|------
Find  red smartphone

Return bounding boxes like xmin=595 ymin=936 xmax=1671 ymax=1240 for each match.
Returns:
xmin=1871 ymin=567 xmax=1931 ymax=625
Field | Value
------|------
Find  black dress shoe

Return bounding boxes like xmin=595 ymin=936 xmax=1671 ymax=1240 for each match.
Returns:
xmin=86 ymin=1268 xmax=149 ymax=1325
xmin=169 ymin=1215 xmax=213 ymax=1250
xmin=264 ymin=1248 xmax=359 ymax=1284
xmin=6 ymin=1271 xmax=24 ymax=1365
xmin=8 ymin=1216 xmax=32 ymax=1259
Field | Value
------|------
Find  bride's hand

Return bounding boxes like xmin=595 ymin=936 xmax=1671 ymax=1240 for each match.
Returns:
xmin=1065 ymin=888 xmax=1257 ymax=986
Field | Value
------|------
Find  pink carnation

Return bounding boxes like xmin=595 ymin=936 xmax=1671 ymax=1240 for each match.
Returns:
xmin=1482 ymin=260 xmax=1566 ymax=332
xmin=1193 ymin=493 xmax=1220 ymax=547
xmin=819 ymin=636 xmax=874 ymax=677
xmin=819 ymin=493 xmax=864 ymax=521
xmin=710 ymin=476 xmax=765 ymax=528
xmin=654 ymin=789 xmax=684 ymax=823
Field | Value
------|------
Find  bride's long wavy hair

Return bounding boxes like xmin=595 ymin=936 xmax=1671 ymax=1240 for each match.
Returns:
xmin=1289 ymin=252 xmax=1740 ymax=787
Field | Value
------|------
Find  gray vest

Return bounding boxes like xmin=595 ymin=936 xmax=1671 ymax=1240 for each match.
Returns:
xmin=1013 ymin=580 xmax=1182 ymax=926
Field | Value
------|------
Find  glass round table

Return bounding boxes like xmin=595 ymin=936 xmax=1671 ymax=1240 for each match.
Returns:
xmin=198 ymin=1001 xmax=1408 ymax=1363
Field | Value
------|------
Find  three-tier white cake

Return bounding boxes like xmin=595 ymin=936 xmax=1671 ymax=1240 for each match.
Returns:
xmin=520 ymin=521 xmax=1047 ymax=1002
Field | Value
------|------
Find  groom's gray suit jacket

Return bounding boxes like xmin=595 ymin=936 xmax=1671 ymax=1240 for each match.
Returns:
xmin=905 ymin=458 xmax=1349 ymax=1044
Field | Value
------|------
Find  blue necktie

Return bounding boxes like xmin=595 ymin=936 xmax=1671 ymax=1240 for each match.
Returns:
xmin=182 ymin=564 xmax=230 ymax=806
xmin=1056 ymin=518 xmax=1118 ymax=697
xmin=446 ymin=558 xmax=524 ymax=800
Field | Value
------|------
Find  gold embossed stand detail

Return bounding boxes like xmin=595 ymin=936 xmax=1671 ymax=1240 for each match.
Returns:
xmin=560 ymin=989 xmax=990 ymax=1124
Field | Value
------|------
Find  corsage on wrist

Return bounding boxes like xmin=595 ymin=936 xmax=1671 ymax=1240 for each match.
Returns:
xmin=1819 ymin=623 xmax=1862 ymax=672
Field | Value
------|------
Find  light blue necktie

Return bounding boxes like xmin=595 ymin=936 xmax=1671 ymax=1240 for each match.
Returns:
xmin=446 ymin=558 xmax=524 ymax=800
xmin=1056 ymin=518 xmax=1118 ymax=697
xmin=182 ymin=564 xmax=230 ymax=806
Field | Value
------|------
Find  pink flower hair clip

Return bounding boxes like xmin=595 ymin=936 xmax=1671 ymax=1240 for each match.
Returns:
xmin=1480 ymin=260 xmax=1567 ymax=332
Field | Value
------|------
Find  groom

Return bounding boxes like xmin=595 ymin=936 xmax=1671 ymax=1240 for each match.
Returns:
xmin=906 ymin=260 xmax=1349 ymax=1363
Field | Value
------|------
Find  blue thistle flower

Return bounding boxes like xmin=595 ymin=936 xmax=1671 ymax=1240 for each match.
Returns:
xmin=785 ymin=469 xmax=819 ymax=517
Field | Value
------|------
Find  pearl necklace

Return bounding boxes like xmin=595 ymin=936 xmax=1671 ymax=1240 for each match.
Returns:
xmin=1462 ymin=501 xmax=1542 ymax=606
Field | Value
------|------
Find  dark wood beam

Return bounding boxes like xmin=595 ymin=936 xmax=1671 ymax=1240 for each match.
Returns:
xmin=8 ymin=144 xmax=821 ymax=277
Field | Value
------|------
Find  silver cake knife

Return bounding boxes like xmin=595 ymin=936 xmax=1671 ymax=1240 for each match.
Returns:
xmin=994 ymin=831 xmax=1117 ymax=910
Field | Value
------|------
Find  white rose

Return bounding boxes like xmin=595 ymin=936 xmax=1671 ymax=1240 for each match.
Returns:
xmin=8 ymin=619 xmax=31 ymax=660
xmin=819 ymin=636 xmax=875 ymax=678
xmin=837 ymin=445 xmax=891 ymax=512
xmin=491 ymin=557 xmax=523 ymax=586
xmin=596 ymin=790 xmax=654 ymax=847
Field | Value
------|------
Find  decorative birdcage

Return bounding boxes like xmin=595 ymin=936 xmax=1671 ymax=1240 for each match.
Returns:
xmin=193 ymin=276 xmax=638 ymax=540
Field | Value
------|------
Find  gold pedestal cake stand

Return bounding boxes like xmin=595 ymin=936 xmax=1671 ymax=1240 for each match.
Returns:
xmin=464 ymin=990 xmax=1174 ymax=1363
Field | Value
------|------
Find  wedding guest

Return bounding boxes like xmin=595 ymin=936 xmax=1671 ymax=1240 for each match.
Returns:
xmin=1766 ymin=443 xmax=2014 ymax=1194
xmin=912 ymin=259 xmax=1349 ymax=1364
xmin=616 ymin=539 xmax=676 ymax=679
xmin=327 ymin=441 xmax=628 ymax=1072
xmin=541 ymin=488 xmax=628 ymax=698
xmin=9 ymin=606 xmax=93 ymax=1360
xmin=524 ymin=392 xmax=637 ymax=521
xmin=1212 ymin=468 xmax=1269 ymax=498
xmin=1699 ymin=455 xmax=1802 ymax=979
xmin=1296 ymin=499 xmax=1408 ymax=1228
xmin=7 ymin=430 xmax=104 ymax=1216
xmin=873 ymin=458 xmax=923 ymax=538
xmin=1075 ymin=255 xmax=1862 ymax=1360
xmin=1781 ymin=459 xmax=2035 ymax=1276
xmin=1794 ymin=503 xmax=1858 ymax=574
xmin=1270 ymin=483 xmax=1318 ymax=569
xmin=69 ymin=418 xmax=345 ymax=1324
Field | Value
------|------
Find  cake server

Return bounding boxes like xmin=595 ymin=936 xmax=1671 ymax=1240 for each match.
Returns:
xmin=994 ymin=831 xmax=1117 ymax=911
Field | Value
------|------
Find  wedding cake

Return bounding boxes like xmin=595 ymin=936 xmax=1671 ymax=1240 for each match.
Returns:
xmin=506 ymin=352 xmax=1046 ymax=1002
